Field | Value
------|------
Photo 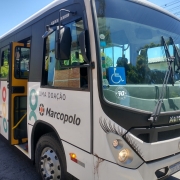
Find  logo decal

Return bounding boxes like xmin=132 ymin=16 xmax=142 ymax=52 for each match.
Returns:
xmin=45 ymin=107 xmax=81 ymax=126
xmin=39 ymin=104 xmax=45 ymax=116
xmin=29 ymin=89 xmax=38 ymax=121
xmin=169 ymin=115 xmax=180 ymax=123
xmin=115 ymin=87 xmax=128 ymax=100
xmin=2 ymin=87 xmax=8 ymax=133
xmin=28 ymin=88 xmax=81 ymax=126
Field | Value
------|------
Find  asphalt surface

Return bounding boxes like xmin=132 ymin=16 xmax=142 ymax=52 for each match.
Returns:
xmin=167 ymin=172 xmax=180 ymax=180
xmin=0 ymin=135 xmax=40 ymax=180
xmin=0 ymin=134 xmax=180 ymax=180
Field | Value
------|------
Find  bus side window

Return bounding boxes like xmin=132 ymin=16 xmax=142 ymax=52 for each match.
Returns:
xmin=0 ymin=49 xmax=9 ymax=79
xmin=43 ymin=19 xmax=88 ymax=89
xmin=14 ymin=47 xmax=30 ymax=79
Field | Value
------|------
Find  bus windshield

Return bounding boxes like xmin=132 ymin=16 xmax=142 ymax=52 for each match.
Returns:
xmin=95 ymin=0 xmax=180 ymax=113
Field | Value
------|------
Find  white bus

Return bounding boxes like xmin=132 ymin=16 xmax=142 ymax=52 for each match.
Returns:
xmin=0 ymin=0 xmax=180 ymax=179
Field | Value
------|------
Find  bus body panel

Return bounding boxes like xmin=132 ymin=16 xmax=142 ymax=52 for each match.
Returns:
xmin=138 ymin=153 xmax=180 ymax=180
xmin=0 ymin=81 xmax=9 ymax=140
xmin=93 ymin=158 xmax=143 ymax=180
xmin=126 ymin=132 xmax=180 ymax=161
xmin=28 ymin=82 xmax=91 ymax=152
xmin=27 ymin=121 xmax=33 ymax=159
xmin=94 ymin=154 xmax=180 ymax=180
xmin=93 ymin=99 xmax=124 ymax=164
xmin=93 ymin=151 xmax=180 ymax=180
xmin=62 ymin=141 xmax=94 ymax=180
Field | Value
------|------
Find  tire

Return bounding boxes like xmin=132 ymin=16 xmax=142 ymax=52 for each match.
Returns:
xmin=35 ymin=132 xmax=67 ymax=180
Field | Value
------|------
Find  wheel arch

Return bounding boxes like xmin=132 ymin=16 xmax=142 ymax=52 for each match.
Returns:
xmin=31 ymin=120 xmax=66 ymax=164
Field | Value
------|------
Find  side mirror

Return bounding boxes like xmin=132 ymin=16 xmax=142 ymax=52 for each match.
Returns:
xmin=55 ymin=26 xmax=72 ymax=60
xmin=78 ymin=31 xmax=89 ymax=63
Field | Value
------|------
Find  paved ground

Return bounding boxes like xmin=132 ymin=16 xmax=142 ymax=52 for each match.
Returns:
xmin=167 ymin=171 xmax=180 ymax=180
xmin=0 ymin=134 xmax=180 ymax=180
xmin=0 ymin=135 xmax=40 ymax=180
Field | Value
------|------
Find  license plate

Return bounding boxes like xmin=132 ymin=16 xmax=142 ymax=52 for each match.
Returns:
xmin=169 ymin=162 xmax=180 ymax=175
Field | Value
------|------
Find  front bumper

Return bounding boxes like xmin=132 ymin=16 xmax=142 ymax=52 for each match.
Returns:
xmin=96 ymin=153 xmax=180 ymax=180
xmin=139 ymin=153 xmax=180 ymax=180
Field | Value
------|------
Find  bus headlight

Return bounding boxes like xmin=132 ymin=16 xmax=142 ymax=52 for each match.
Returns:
xmin=118 ymin=149 xmax=129 ymax=162
xmin=112 ymin=139 xmax=119 ymax=148
xmin=106 ymin=133 xmax=143 ymax=168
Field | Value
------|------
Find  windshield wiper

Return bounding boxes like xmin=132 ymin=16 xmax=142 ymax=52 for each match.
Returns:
xmin=170 ymin=37 xmax=180 ymax=72
xmin=148 ymin=36 xmax=174 ymax=123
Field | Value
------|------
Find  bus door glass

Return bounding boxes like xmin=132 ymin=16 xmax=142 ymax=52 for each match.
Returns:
xmin=9 ymin=42 xmax=30 ymax=145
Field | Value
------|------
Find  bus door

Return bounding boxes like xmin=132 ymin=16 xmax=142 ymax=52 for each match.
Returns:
xmin=9 ymin=42 xmax=30 ymax=145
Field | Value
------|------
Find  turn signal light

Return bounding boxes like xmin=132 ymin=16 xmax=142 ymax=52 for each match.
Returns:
xmin=70 ymin=153 xmax=76 ymax=159
xmin=69 ymin=153 xmax=77 ymax=163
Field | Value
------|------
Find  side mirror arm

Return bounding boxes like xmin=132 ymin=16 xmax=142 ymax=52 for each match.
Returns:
xmin=79 ymin=31 xmax=89 ymax=64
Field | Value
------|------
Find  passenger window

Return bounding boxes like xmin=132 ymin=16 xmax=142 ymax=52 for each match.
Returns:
xmin=14 ymin=47 xmax=30 ymax=79
xmin=44 ymin=19 xmax=88 ymax=89
xmin=0 ymin=49 xmax=9 ymax=79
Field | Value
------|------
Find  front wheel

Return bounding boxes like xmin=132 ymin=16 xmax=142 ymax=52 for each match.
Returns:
xmin=35 ymin=132 xmax=66 ymax=180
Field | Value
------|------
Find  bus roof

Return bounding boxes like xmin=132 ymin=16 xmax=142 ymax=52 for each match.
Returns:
xmin=0 ymin=0 xmax=179 ymax=40
xmin=130 ymin=0 xmax=180 ymax=21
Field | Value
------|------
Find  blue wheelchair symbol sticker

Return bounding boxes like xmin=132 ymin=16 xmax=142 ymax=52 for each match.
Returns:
xmin=108 ymin=67 xmax=126 ymax=85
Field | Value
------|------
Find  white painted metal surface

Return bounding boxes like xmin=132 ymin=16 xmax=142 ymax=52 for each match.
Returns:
xmin=0 ymin=81 xmax=9 ymax=140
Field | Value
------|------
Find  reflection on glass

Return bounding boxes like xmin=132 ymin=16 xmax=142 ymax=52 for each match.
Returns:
xmin=95 ymin=0 xmax=180 ymax=113
xmin=0 ymin=49 xmax=9 ymax=78
xmin=44 ymin=20 xmax=88 ymax=88
xmin=14 ymin=47 xmax=30 ymax=79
